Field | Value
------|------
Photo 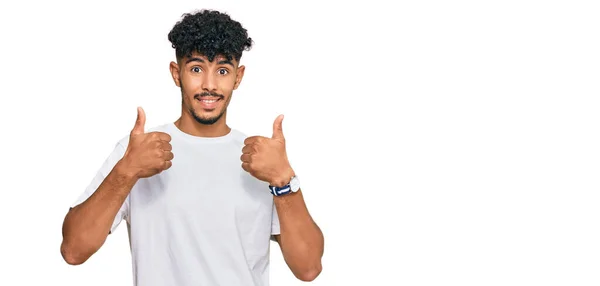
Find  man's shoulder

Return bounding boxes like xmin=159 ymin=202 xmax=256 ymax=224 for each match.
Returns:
xmin=228 ymin=128 xmax=253 ymax=146
xmin=147 ymin=123 xmax=173 ymax=134
xmin=229 ymin=128 xmax=248 ymax=140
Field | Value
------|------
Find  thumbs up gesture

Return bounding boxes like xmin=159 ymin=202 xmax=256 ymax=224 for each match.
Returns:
xmin=121 ymin=107 xmax=174 ymax=179
xmin=241 ymin=115 xmax=295 ymax=187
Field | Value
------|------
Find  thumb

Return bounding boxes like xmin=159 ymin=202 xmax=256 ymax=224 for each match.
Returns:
xmin=131 ymin=107 xmax=146 ymax=135
xmin=272 ymin=114 xmax=285 ymax=140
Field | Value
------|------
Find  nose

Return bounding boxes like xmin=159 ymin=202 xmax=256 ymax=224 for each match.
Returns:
xmin=201 ymin=72 xmax=217 ymax=92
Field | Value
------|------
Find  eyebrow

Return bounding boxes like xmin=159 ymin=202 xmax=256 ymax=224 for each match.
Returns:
xmin=185 ymin=57 xmax=234 ymax=67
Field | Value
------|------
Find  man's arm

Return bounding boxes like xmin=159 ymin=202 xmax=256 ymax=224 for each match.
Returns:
xmin=241 ymin=114 xmax=325 ymax=281
xmin=60 ymin=161 xmax=137 ymax=265
xmin=272 ymin=188 xmax=324 ymax=282
xmin=61 ymin=107 xmax=173 ymax=265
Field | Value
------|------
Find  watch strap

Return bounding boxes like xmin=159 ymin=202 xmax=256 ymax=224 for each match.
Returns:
xmin=269 ymin=184 xmax=292 ymax=196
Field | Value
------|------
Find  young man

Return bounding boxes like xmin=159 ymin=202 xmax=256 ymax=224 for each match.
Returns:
xmin=60 ymin=9 xmax=324 ymax=285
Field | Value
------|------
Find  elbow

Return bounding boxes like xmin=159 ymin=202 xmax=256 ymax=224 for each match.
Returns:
xmin=295 ymin=263 xmax=322 ymax=282
xmin=60 ymin=241 xmax=90 ymax=265
xmin=63 ymin=255 xmax=85 ymax=266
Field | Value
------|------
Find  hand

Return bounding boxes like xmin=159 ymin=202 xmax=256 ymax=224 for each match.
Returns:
xmin=241 ymin=114 xmax=294 ymax=187
xmin=120 ymin=107 xmax=174 ymax=179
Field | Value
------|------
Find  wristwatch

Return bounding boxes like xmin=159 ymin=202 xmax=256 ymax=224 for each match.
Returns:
xmin=269 ymin=175 xmax=300 ymax=196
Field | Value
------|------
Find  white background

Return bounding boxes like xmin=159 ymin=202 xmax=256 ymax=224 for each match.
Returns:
xmin=0 ymin=0 xmax=599 ymax=285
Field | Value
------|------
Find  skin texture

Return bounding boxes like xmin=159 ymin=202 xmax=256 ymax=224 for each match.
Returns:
xmin=60 ymin=9 xmax=323 ymax=283
xmin=169 ymin=52 xmax=244 ymax=137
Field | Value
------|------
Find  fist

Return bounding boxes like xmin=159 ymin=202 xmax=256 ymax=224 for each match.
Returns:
xmin=241 ymin=115 xmax=294 ymax=187
xmin=121 ymin=107 xmax=174 ymax=179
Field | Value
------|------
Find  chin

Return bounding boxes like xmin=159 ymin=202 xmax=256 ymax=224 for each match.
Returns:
xmin=192 ymin=110 xmax=224 ymax=125
xmin=185 ymin=97 xmax=227 ymax=125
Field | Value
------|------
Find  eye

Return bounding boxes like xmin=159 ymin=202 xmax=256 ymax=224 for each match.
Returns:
xmin=218 ymin=68 xmax=229 ymax=75
xmin=191 ymin=66 xmax=201 ymax=73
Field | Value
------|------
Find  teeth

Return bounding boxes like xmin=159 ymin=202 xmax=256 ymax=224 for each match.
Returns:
xmin=201 ymin=99 xmax=217 ymax=103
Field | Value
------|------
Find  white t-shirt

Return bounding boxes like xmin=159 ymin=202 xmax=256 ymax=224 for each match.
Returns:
xmin=71 ymin=123 xmax=281 ymax=286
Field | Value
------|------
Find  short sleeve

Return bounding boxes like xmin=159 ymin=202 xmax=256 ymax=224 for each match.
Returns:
xmin=70 ymin=141 xmax=129 ymax=234
xmin=270 ymin=201 xmax=280 ymax=241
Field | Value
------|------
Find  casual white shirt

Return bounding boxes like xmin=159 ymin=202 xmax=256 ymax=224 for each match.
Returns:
xmin=71 ymin=123 xmax=281 ymax=286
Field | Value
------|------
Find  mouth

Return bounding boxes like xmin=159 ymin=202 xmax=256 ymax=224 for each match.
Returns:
xmin=195 ymin=97 xmax=222 ymax=110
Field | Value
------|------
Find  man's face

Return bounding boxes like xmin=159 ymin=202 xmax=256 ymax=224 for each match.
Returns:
xmin=170 ymin=52 xmax=245 ymax=125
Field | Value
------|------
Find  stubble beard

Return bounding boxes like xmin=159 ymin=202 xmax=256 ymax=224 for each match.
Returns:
xmin=181 ymin=86 xmax=228 ymax=125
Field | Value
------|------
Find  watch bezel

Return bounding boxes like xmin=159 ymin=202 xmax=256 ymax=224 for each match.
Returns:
xmin=289 ymin=175 xmax=300 ymax=192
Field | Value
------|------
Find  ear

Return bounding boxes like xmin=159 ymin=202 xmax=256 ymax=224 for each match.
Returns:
xmin=233 ymin=65 xmax=246 ymax=90
xmin=169 ymin=61 xmax=181 ymax=87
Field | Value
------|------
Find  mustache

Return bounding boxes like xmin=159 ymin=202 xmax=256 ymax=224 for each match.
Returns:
xmin=195 ymin=92 xmax=224 ymax=100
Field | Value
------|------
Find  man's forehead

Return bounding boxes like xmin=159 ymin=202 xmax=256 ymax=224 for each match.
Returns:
xmin=187 ymin=52 xmax=232 ymax=63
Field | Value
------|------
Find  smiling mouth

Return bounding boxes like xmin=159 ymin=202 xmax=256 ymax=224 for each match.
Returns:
xmin=196 ymin=97 xmax=222 ymax=110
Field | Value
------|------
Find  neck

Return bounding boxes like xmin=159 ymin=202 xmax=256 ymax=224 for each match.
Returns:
xmin=174 ymin=110 xmax=231 ymax=138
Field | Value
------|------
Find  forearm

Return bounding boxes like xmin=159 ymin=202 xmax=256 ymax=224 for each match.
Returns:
xmin=275 ymin=189 xmax=324 ymax=281
xmin=61 ymin=160 xmax=137 ymax=265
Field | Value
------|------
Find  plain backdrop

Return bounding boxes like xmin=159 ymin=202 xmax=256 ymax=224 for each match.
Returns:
xmin=0 ymin=0 xmax=599 ymax=285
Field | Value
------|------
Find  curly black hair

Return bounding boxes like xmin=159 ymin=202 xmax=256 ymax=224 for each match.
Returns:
xmin=168 ymin=9 xmax=253 ymax=63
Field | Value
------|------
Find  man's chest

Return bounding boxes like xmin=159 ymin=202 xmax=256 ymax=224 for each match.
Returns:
xmin=127 ymin=147 xmax=273 ymax=224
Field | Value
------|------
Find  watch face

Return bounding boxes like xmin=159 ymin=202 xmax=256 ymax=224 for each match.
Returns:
xmin=290 ymin=176 xmax=300 ymax=192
